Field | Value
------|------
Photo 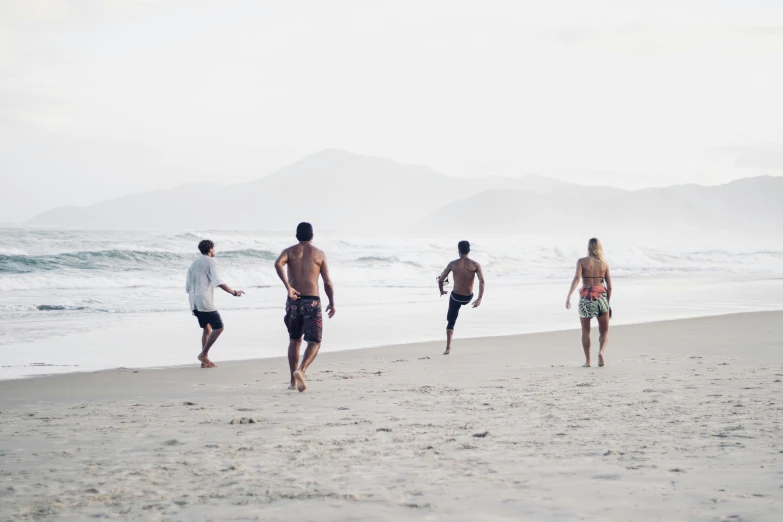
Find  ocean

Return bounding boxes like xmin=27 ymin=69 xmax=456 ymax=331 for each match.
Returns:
xmin=2 ymin=228 xmax=783 ymax=379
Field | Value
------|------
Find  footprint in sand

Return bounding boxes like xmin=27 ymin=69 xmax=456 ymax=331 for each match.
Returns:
xmin=230 ymin=418 xmax=256 ymax=424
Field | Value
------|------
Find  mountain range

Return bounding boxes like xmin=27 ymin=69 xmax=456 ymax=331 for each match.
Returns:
xmin=28 ymin=149 xmax=782 ymax=237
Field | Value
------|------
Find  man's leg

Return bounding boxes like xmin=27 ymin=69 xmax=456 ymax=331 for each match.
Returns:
xmin=444 ymin=299 xmax=460 ymax=354
xmin=299 ymin=342 xmax=320 ymax=374
xmin=201 ymin=324 xmax=212 ymax=352
xmin=284 ymin=308 xmax=304 ymax=389
xmin=445 ymin=329 xmax=454 ymax=355
xmin=580 ymin=317 xmax=591 ymax=367
xmin=288 ymin=338 xmax=302 ymax=389
xmin=597 ymin=313 xmax=610 ymax=367
xmin=291 ymin=303 xmax=323 ymax=392
xmin=292 ymin=342 xmax=320 ymax=392
xmin=199 ymin=327 xmax=223 ymax=368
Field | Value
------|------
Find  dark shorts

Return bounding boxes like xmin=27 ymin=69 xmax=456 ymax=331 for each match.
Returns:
xmin=447 ymin=291 xmax=473 ymax=330
xmin=284 ymin=296 xmax=323 ymax=343
xmin=193 ymin=309 xmax=224 ymax=330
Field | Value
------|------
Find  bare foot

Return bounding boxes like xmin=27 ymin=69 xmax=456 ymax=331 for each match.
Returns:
xmin=198 ymin=354 xmax=217 ymax=368
xmin=582 ymin=362 xmax=591 ymax=368
xmin=598 ymin=353 xmax=605 ymax=367
xmin=287 ymin=383 xmax=296 ymax=390
xmin=443 ymin=349 xmax=451 ymax=355
xmin=292 ymin=370 xmax=307 ymax=392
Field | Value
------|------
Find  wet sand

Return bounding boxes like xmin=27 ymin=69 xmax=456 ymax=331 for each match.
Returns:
xmin=1 ymin=312 xmax=782 ymax=520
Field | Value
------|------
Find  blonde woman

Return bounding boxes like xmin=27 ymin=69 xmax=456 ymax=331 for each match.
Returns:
xmin=566 ymin=238 xmax=612 ymax=367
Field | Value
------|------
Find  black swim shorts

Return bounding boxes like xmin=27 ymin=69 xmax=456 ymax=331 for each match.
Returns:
xmin=284 ymin=296 xmax=323 ymax=343
xmin=193 ymin=309 xmax=224 ymax=330
xmin=447 ymin=291 xmax=473 ymax=330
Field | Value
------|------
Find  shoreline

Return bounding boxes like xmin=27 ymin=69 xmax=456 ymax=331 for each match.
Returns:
xmin=0 ymin=308 xmax=781 ymax=385
xmin=2 ymin=309 xmax=781 ymax=400
xmin=2 ymin=310 xmax=781 ymax=520
xmin=3 ymin=276 xmax=783 ymax=380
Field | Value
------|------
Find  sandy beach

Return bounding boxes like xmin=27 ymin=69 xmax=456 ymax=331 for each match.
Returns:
xmin=1 ymin=311 xmax=782 ymax=521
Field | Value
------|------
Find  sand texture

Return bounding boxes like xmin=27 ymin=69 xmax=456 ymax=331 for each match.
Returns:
xmin=1 ymin=312 xmax=782 ymax=521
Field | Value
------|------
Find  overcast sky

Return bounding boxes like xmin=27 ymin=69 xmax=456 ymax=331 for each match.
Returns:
xmin=1 ymin=0 xmax=782 ymax=222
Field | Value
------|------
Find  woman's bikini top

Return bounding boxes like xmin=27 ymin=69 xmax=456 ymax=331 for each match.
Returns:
xmin=582 ymin=262 xmax=606 ymax=282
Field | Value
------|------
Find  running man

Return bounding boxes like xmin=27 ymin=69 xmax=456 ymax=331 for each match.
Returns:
xmin=186 ymin=239 xmax=244 ymax=368
xmin=274 ymin=222 xmax=335 ymax=392
xmin=437 ymin=240 xmax=485 ymax=355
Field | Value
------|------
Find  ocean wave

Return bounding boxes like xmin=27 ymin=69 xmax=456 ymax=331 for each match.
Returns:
xmin=2 ymin=228 xmax=783 ymax=291
xmin=0 ymin=303 xmax=108 ymax=313
xmin=0 ymin=248 xmax=280 ymax=274
xmin=0 ymin=265 xmax=280 ymax=290
xmin=36 ymin=304 xmax=104 ymax=312
xmin=0 ymin=250 xmax=185 ymax=272
xmin=0 ymin=302 xmax=281 ymax=316
xmin=220 ymin=249 xmax=279 ymax=260
xmin=353 ymin=255 xmax=424 ymax=268
xmin=173 ymin=232 xmax=202 ymax=240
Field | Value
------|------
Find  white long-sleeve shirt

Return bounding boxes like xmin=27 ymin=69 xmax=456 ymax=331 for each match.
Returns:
xmin=185 ymin=255 xmax=226 ymax=312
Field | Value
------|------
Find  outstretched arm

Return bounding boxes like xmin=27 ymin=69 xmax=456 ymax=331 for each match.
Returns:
xmin=438 ymin=263 xmax=452 ymax=296
xmin=566 ymin=260 xmax=582 ymax=309
xmin=274 ymin=249 xmax=300 ymax=300
xmin=472 ymin=263 xmax=485 ymax=307
xmin=218 ymin=283 xmax=244 ymax=296
xmin=321 ymin=255 xmax=336 ymax=318
xmin=207 ymin=260 xmax=243 ymax=296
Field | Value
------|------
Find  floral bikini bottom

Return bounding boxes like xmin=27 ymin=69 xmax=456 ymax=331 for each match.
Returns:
xmin=578 ymin=286 xmax=610 ymax=319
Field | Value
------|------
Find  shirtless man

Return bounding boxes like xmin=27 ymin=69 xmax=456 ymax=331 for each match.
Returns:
xmin=437 ymin=240 xmax=485 ymax=355
xmin=274 ymin=222 xmax=335 ymax=392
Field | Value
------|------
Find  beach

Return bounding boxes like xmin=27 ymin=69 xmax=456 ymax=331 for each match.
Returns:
xmin=5 ymin=1 xmax=783 ymax=519
xmin=1 ymin=311 xmax=781 ymax=521
xmin=4 ymin=228 xmax=783 ymax=381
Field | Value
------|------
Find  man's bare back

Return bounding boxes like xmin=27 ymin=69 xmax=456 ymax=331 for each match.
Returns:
xmin=281 ymin=243 xmax=327 ymax=297
xmin=274 ymin=223 xmax=336 ymax=393
xmin=274 ymin=240 xmax=335 ymax=316
xmin=437 ymin=241 xmax=485 ymax=355
xmin=447 ymin=257 xmax=482 ymax=295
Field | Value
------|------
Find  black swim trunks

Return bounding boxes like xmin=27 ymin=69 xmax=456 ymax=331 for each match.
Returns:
xmin=284 ymin=296 xmax=323 ymax=343
xmin=193 ymin=309 xmax=224 ymax=330
xmin=446 ymin=291 xmax=473 ymax=330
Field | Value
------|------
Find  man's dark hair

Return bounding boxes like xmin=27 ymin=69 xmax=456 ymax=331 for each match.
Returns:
xmin=458 ymin=240 xmax=470 ymax=255
xmin=198 ymin=239 xmax=214 ymax=254
xmin=296 ymin=222 xmax=314 ymax=242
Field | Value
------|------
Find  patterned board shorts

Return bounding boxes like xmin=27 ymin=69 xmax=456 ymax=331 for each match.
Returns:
xmin=284 ymin=296 xmax=323 ymax=343
xmin=578 ymin=286 xmax=610 ymax=319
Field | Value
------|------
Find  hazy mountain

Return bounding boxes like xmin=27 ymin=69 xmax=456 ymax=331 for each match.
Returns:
xmin=27 ymin=149 xmax=571 ymax=232
xmin=415 ymin=176 xmax=783 ymax=238
xmin=28 ymin=149 xmax=781 ymax=237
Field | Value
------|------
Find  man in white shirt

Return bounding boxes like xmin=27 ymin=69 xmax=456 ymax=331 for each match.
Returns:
xmin=186 ymin=239 xmax=244 ymax=368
